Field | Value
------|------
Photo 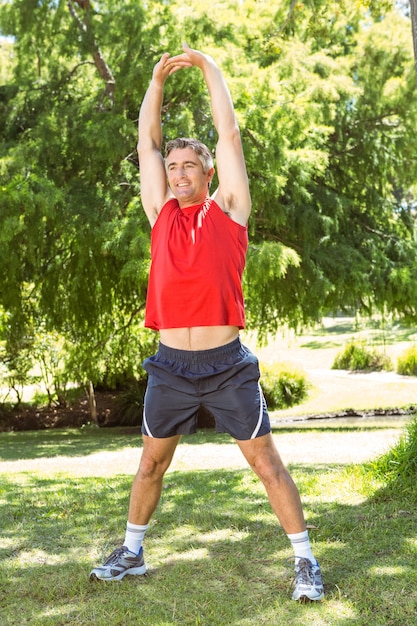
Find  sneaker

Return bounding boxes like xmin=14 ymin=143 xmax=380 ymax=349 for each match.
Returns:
xmin=291 ymin=557 xmax=324 ymax=602
xmin=90 ymin=546 xmax=147 ymax=581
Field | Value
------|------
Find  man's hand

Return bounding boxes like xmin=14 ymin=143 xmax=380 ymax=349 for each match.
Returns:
xmin=163 ymin=43 xmax=215 ymax=74
xmin=152 ymin=51 xmax=193 ymax=85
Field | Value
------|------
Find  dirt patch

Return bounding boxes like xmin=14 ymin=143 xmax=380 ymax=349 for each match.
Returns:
xmin=0 ymin=391 xmax=123 ymax=432
xmin=0 ymin=391 xmax=217 ymax=432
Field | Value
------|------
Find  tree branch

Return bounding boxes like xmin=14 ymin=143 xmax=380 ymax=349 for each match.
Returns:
xmin=67 ymin=0 xmax=115 ymax=109
xmin=275 ymin=0 xmax=299 ymax=37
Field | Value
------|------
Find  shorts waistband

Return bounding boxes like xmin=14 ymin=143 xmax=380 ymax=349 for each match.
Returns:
xmin=157 ymin=337 xmax=242 ymax=364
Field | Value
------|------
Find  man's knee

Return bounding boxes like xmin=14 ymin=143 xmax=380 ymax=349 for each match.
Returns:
xmin=138 ymin=453 xmax=169 ymax=480
xmin=248 ymin=447 xmax=289 ymax=486
xmin=138 ymin=437 xmax=179 ymax=479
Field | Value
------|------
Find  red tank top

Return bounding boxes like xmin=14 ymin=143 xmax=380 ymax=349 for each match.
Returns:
xmin=145 ymin=197 xmax=248 ymax=330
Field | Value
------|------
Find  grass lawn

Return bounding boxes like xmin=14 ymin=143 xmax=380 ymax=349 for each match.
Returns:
xmin=1 ymin=318 xmax=417 ymax=625
xmin=1 ymin=425 xmax=417 ymax=625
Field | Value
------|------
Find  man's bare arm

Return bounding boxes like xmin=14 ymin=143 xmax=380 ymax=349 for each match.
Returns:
xmin=137 ymin=53 xmax=191 ymax=226
xmin=180 ymin=44 xmax=251 ymax=226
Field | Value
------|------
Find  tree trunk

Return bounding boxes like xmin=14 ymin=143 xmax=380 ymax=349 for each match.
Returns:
xmin=67 ymin=0 xmax=115 ymax=108
xmin=86 ymin=380 xmax=98 ymax=424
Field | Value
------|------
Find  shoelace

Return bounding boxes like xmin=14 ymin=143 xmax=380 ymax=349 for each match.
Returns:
xmin=103 ymin=546 xmax=130 ymax=566
xmin=286 ymin=556 xmax=317 ymax=587
xmin=295 ymin=558 xmax=315 ymax=584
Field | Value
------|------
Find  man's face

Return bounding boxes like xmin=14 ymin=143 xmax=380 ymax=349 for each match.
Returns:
xmin=166 ymin=147 xmax=214 ymax=207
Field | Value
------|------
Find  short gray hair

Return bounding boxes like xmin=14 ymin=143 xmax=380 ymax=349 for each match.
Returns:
xmin=165 ymin=137 xmax=214 ymax=174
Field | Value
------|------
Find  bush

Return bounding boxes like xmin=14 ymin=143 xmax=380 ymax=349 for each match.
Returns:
xmin=114 ymin=379 xmax=148 ymax=426
xmin=397 ymin=345 xmax=417 ymax=376
xmin=260 ymin=364 xmax=309 ymax=410
xmin=332 ymin=340 xmax=392 ymax=371
xmin=369 ymin=414 xmax=417 ymax=495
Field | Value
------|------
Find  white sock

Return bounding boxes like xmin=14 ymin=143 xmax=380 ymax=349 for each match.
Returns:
xmin=123 ymin=522 xmax=148 ymax=555
xmin=287 ymin=530 xmax=317 ymax=565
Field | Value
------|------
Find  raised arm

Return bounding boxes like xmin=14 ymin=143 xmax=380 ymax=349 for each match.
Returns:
xmin=181 ymin=44 xmax=251 ymax=226
xmin=137 ymin=53 xmax=191 ymax=226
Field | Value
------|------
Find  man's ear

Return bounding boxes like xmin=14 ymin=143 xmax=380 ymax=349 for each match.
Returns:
xmin=207 ymin=167 xmax=215 ymax=188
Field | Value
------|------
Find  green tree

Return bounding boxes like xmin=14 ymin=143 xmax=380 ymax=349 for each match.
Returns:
xmin=238 ymin=1 xmax=417 ymax=332
xmin=0 ymin=0 xmax=416 ymax=389
xmin=0 ymin=0 xmax=160 ymax=399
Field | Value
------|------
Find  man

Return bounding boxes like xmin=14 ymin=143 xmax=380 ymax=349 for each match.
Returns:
xmin=90 ymin=43 xmax=324 ymax=602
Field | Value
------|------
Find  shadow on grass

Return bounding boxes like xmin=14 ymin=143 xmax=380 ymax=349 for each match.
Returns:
xmin=0 ymin=427 xmax=144 ymax=461
xmin=299 ymin=339 xmax=341 ymax=349
xmin=305 ymin=319 xmax=417 ymax=345
xmin=0 ymin=424 xmax=399 ymax=462
xmin=2 ymin=466 xmax=417 ymax=624
xmin=310 ymin=321 xmax=357 ymax=335
xmin=0 ymin=428 xmax=232 ymax=462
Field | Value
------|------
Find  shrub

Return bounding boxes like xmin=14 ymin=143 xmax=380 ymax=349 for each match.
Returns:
xmin=332 ymin=340 xmax=392 ymax=371
xmin=260 ymin=364 xmax=309 ymax=410
xmin=115 ymin=379 xmax=148 ymax=426
xmin=369 ymin=414 xmax=417 ymax=495
xmin=397 ymin=345 xmax=417 ymax=376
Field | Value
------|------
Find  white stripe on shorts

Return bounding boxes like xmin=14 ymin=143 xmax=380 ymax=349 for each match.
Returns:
xmin=250 ymin=382 xmax=266 ymax=439
xmin=142 ymin=404 xmax=154 ymax=438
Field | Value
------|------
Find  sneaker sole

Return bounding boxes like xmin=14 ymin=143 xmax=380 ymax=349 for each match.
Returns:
xmin=293 ymin=591 xmax=324 ymax=602
xmin=89 ymin=564 xmax=147 ymax=581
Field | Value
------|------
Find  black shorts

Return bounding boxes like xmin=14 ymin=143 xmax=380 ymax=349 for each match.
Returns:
xmin=141 ymin=337 xmax=270 ymax=440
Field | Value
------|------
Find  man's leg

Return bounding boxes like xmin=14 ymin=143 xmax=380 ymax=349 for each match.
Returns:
xmin=128 ymin=434 xmax=181 ymax=524
xmin=236 ymin=433 xmax=324 ymax=601
xmin=90 ymin=434 xmax=180 ymax=581
xmin=236 ymin=433 xmax=305 ymax=532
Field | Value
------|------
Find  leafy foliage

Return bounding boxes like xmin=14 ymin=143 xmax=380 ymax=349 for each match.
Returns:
xmin=397 ymin=345 xmax=417 ymax=376
xmin=113 ymin=378 xmax=148 ymax=426
xmin=369 ymin=415 xmax=417 ymax=495
xmin=260 ymin=363 xmax=309 ymax=409
xmin=0 ymin=0 xmax=417 ymax=394
xmin=332 ymin=340 xmax=393 ymax=371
